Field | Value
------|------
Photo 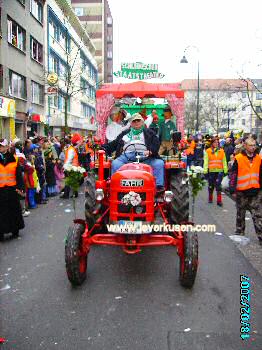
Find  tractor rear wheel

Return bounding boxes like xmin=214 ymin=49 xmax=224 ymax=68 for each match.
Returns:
xmin=179 ymin=231 xmax=198 ymax=288
xmin=65 ymin=223 xmax=87 ymax=286
xmin=85 ymin=172 xmax=96 ymax=226
xmin=169 ymin=171 xmax=189 ymax=224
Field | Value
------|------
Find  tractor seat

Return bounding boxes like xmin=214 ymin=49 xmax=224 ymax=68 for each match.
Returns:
xmin=118 ymin=163 xmax=153 ymax=174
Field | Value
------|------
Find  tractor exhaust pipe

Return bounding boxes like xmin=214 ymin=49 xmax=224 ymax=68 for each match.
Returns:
xmin=98 ymin=150 xmax=105 ymax=181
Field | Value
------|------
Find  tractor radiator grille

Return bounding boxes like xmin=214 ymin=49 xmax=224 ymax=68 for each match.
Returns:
xmin=117 ymin=204 xmax=146 ymax=213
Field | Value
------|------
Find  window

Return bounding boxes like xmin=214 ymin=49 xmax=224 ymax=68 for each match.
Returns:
xmin=30 ymin=37 xmax=43 ymax=64
xmin=58 ymin=93 xmax=70 ymax=112
xmin=255 ymin=106 xmax=262 ymax=113
xmin=30 ymin=0 xmax=43 ymax=23
xmin=31 ymin=81 xmax=43 ymax=105
xmin=81 ymin=78 xmax=90 ymax=97
xmin=48 ymin=95 xmax=58 ymax=108
xmin=49 ymin=54 xmax=59 ymax=74
xmin=230 ymin=119 xmax=234 ymax=126
xmin=242 ymin=119 xmax=246 ymax=126
xmin=256 ymin=93 xmax=262 ymax=100
xmin=74 ymin=8 xmax=84 ymax=16
xmin=242 ymin=92 xmax=247 ymax=98
xmin=9 ymin=70 xmax=26 ymax=99
xmin=49 ymin=20 xmax=59 ymax=41
xmin=60 ymin=30 xmax=67 ymax=51
xmin=81 ymin=103 xmax=91 ymax=117
xmin=7 ymin=17 xmax=26 ymax=51
xmin=107 ymin=17 xmax=112 ymax=25
xmin=107 ymin=50 xmax=113 ymax=59
xmin=59 ymin=61 xmax=67 ymax=78
xmin=242 ymin=105 xmax=246 ymax=111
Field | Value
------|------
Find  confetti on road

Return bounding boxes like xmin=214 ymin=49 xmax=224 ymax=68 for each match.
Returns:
xmin=64 ymin=209 xmax=71 ymax=213
xmin=176 ymin=303 xmax=180 ymax=306
xmin=0 ymin=284 xmax=11 ymax=292
xmin=7 ymin=268 xmax=12 ymax=272
xmin=184 ymin=328 xmax=191 ymax=332
xmin=59 ymin=203 xmax=63 ymax=206
xmin=245 ymin=217 xmax=250 ymax=221
xmin=115 ymin=296 xmax=122 ymax=300
xmin=229 ymin=235 xmax=250 ymax=245
xmin=206 ymin=334 xmax=210 ymax=338
xmin=215 ymin=232 xmax=223 ymax=236
xmin=222 ymin=209 xmax=228 ymax=212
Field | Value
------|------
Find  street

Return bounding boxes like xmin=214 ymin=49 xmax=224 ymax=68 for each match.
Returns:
xmin=1 ymin=189 xmax=262 ymax=350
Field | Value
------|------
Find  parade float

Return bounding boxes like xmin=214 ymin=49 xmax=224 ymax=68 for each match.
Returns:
xmin=65 ymin=79 xmax=198 ymax=289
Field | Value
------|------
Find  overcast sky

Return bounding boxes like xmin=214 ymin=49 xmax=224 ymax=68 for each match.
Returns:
xmin=108 ymin=0 xmax=262 ymax=83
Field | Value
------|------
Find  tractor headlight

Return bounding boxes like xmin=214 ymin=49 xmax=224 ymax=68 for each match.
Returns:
xmin=164 ymin=191 xmax=174 ymax=203
xmin=95 ymin=189 xmax=104 ymax=201
xmin=135 ymin=206 xmax=143 ymax=214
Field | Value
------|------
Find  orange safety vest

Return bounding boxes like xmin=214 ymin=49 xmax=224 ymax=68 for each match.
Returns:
xmin=236 ymin=153 xmax=261 ymax=191
xmin=206 ymin=148 xmax=225 ymax=170
xmin=85 ymin=143 xmax=94 ymax=156
xmin=0 ymin=156 xmax=18 ymax=188
xmin=64 ymin=146 xmax=79 ymax=166
xmin=185 ymin=140 xmax=195 ymax=155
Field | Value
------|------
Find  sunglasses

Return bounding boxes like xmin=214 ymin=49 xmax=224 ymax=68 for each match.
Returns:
xmin=132 ymin=119 xmax=142 ymax=123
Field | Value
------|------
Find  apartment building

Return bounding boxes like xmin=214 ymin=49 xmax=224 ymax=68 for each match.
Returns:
xmin=71 ymin=0 xmax=113 ymax=85
xmin=181 ymin=79 xmax=256 ymax=135
xmin=0 ymin=0 xmax=45 ymax=140
xmin=45 ymin=0 xmax=98 ymax=135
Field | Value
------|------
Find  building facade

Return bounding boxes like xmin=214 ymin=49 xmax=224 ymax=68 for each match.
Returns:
xmin=71 ymin=0 xmax=113 ymax=85
xmin=0 ymin=0 xmax=45 ymax=140
xmin=45 ymin=0 xmax=98 ymax=136
xmin=181 ymin=79 xmax=256 ymax=136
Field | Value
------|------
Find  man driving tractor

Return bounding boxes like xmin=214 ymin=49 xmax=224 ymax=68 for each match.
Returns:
xmin=102 ymin=113 xmax=165 ymax=191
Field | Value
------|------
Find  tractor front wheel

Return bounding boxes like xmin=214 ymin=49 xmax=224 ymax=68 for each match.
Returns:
xmin=85 ymin=172 xmax=96 ymax=228
xmin=65 ymin=223 xmax=88 ymax=286
xmin=169 ymin=172 xmax=189 ymax=224
xmin=179 ymin=231 xmax=198 ymax=288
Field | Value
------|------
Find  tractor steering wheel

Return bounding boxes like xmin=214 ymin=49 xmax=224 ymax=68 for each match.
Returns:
xmin=123 ymin=142 xmax=150 ymax=162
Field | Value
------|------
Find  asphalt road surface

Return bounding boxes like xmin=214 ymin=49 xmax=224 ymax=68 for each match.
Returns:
xmin=1 ymin=189 xmax=262 ymax=350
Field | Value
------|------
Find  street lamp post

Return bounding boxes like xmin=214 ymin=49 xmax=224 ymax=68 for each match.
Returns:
xmin=180 ymin=46 xmax=200 ymax=133
xmin=222 ymin=107 xmax=236 ymax=131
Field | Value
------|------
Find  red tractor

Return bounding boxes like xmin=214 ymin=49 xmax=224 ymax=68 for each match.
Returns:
xmin=65 ymin=142 xmax=198 ymax=288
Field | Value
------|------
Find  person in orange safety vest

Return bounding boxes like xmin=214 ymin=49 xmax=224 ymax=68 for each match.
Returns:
xmin=60 ymin=134 xmax=82 ymax=199
xmin=203 ymin=137 xmax=228 ymax=206
xmin=0 ymin=139 xmax=25 ymax=240
xmin=229 ymin=137 xmax=262 ymax=244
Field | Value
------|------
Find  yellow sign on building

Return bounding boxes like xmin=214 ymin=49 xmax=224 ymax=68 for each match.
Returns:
xmin=0 ymin=96 xmax=16 ymax=117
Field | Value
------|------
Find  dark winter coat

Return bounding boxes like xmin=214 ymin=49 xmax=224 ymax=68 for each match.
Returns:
xmin=102 ymin=127 xmax=160 ymax=158
xmin=45 ymin=159 xmax=56 ymax=186
xmin=34 ymin=151 xmax=46 ymax=186
xmin=0 ymin=152 xmax=24 ymax=234
xmin=223 ymin=143 xmax=235 ymax=163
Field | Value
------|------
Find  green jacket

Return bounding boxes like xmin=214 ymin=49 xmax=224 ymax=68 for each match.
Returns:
xmin=159 ymin=119 xmax=176 ymax=142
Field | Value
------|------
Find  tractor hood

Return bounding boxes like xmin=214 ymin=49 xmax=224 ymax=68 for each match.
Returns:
xmin=111 ymin=166 xmax=155 ymax=191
